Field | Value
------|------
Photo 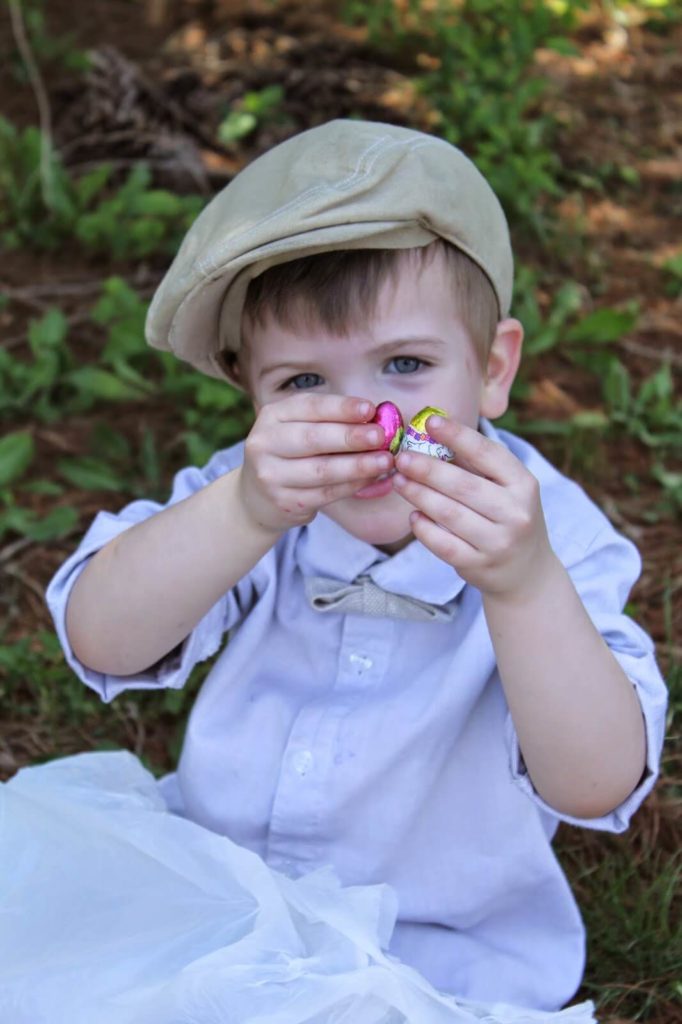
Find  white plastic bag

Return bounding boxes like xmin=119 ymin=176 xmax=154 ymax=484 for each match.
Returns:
xmin=0 ymin=752 xmax=596 ymax=1024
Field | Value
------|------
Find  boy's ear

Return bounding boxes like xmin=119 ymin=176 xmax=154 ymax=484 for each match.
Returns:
xmin=218 ymin=350 xmax=249 ymax=394
xmin=479 ymin=318 xmax=524 ymax=420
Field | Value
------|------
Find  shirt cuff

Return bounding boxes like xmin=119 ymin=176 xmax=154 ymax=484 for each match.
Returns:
xmin=45 ymin=519 xmax=227 ymax=704
xmin=506 ymin=648 xmax=668 ymax=833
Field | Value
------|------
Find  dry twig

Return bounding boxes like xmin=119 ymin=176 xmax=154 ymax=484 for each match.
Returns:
xmin=7 ymin=0 xmax=55 ymax=208
xmin=620 ymin=338 xmax=682 ymax=369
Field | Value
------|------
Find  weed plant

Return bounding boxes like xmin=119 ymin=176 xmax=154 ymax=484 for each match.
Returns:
xmin=342 ymin=0 xmax=589 ymax=235
xmin=7 ymin=0 xmax=89 ymax=79
xmin=0 ymin=118 xmax=204 ymax=256
xmin=0 ymin=276 xmax=253 ymax=544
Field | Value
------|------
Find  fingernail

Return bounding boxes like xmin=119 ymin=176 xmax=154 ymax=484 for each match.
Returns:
xmin=358 ymin=401 xmax=372 ymax=417
xmin=398 ymin=451 xmax=412 ymax=467
xmin=393 ymin=472 xmax=407 ymax=486
xmin=428 ymin=415 xmax=443 ymax=429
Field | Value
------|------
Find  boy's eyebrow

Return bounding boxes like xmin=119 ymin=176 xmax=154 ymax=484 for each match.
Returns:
xmin=257 ymin=336 xmax=447 ymax=380
xmin=372 ymin=336 xmax=448 ymax=355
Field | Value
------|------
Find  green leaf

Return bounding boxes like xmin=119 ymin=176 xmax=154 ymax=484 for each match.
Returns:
xmin=67 ymin=367 xmax=147 ymax=402
xmin=108 ymin=358 xmax=155 ymax=394
xmin=74 ymin=163 xmax=112 ymax=208
xmin=21 ymin=504 xmax=79 ymax=541
xmin=182 ymin=429 xmax=215 ymax=468
xmin=636 ymin=364 xmax=673 ymax=409
xmin=651 ymin=463 xmax=682 ymax=495
xmin=22 ymin=479 xmax=64 ymax=496
xmin=27 ymin=308 xmax=68 ymax=353
xmin=89 ymin=423 xmax=132 ymax=462
xmin=242 ymin=85 xmax=284 ymax=115
xmin=662 ymin=253 xmax=682 ymax=278
xmin=0 ymin=505 xmax=36 ymax=538
xmin=193 ymin=377 xmax=243 ymax=411
xmin=568 ymin=348 xmax=619 ymax=377
xmin=92 ymin=277 xmax=149 ymax=323
xmin=523 ymin=325 xmax=562 ymax=356
xmin=565 ymin=306 xmax=638 ymax=345
xmin=547 ymin=281 xmax=584 ymax=326
xmin=139 ymin=427 xmax=161 ymax=490
xmin=570 ymin=410 xmax=609 ymax=430
xmin=57 ymin=456 xmax=127 ymax=491
xmin=544 ymin=36 xmax=579 ymax=56
xmin=603 ymin=359 xmax=632 ymax=414
xmin=128 ymin=218 xmax=165 ymax=255
xmin=0 ymin=430 xmax=35 ymax=487
xmin=619 ymin=165 xmax=640 ymax=187
xmin=217 ymin=111 xmax=257 ymax=145
xmin=131 ymin=190 xmax=183 ymax=217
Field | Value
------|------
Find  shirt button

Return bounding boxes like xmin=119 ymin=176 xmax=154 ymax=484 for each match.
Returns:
xmin=292 ymin=750 xmax=314 ymax=776
xmin=349 ymin=653 xmax=373 ymax=672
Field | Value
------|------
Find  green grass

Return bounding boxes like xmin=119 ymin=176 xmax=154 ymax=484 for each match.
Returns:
xmin=557 ymin=645 xmax=682 ymax=1018
xmin=0 ymin=630 xmax=211 ymax=775
xmin=559 ymin=832 xmax=682 ymax=1018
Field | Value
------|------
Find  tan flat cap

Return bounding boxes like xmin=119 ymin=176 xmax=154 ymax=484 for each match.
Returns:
xmin=145 ymin=119 xmax=513 ymax=380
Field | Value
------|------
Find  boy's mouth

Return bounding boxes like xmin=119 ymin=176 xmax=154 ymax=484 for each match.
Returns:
xmin=353 ymin=469 xmax=397 ymax=500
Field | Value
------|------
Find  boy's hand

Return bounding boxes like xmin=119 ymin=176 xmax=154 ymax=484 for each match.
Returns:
xmin=239 ymin=393 xmax=393 ymax=532
xmin=393 ymin=415 xmax=555 ymax=599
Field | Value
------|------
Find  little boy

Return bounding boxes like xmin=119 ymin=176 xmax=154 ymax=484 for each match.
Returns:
xmin=47 ymin=120 xmax=667 ymax=1011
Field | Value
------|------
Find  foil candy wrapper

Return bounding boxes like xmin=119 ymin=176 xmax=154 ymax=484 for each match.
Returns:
xmin=372 ymin=401 xmax=404 ymax=454
xmin=371 ymin=403 xmax=454 ymax=462
xmin=400 ymin=406 xmax=454 ymax=461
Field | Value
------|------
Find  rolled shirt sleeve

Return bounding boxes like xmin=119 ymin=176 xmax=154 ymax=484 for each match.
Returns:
xmin=45 ymin=443 xmax=261 ymax=703
xmin=506 ymin=521 xmax=668 ymax=833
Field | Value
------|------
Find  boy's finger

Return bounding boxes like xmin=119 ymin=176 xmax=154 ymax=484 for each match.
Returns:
xmin=394 ymin=474 xmax=495 ymax=551
xmin=289 ymin=450 xmax=394 ymax=488
xmin=410 ymin=511 xmax=481 ymax=570
xmin=394 ymin=451 xmax=504 ymax=521
xmin=272 ymin=421 xmax=387 ymax=458
xmin=267 ymin=393 xmax=375 ymax=425
xmin=317 ymin=474 xmax=400 ymax=507
xmin=425 ymin=416 xmax=521 ymax=485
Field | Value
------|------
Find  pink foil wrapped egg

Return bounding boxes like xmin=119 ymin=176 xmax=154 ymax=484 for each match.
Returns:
xmin=372 ymin=401 xmax=404 ymax=454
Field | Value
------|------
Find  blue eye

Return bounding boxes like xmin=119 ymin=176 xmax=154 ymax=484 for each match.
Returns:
xmin=386 ymin=357 xmax=426 ymax=374
xmin=282 ymin=373 xmax=324 ymax=390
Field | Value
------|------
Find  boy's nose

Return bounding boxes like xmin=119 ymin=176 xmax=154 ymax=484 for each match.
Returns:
xmin=340 ymin=382 xmax=385 ymax=411
xmin=345 ymin=382 xmax=394 ymax=411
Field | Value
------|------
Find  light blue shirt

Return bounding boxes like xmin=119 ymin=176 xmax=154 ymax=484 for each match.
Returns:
xmin=46 ymin=420 xmax=667 ymax=1011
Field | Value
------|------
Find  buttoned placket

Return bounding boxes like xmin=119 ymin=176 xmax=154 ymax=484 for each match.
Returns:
xmin=265 ymin=612 xmax=394 ymax=876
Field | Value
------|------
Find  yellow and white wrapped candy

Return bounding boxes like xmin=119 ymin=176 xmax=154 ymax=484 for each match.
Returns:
xmin=400 ymin=407 xmax=454 ymax=461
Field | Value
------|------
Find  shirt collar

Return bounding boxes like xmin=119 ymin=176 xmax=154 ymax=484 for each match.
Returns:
xmin=293 ymin=417 xmax=502 ymax=604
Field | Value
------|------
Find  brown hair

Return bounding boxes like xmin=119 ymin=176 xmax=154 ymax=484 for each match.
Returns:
xmin=226 ymin=240 xmax=499 ymax=383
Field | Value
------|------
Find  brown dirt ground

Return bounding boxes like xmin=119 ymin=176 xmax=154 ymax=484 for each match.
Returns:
xmin=1 ymin=2 xmax=680 ymax=1021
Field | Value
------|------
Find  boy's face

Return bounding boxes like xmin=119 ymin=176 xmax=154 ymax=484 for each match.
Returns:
xmin=242 ymin=249 xmax=518 ymax=553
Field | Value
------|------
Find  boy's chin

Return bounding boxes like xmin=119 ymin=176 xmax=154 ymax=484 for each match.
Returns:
xmin=344 ymin=522 xmax=415 ymax=554
xmin=373 ymin=531 xmax=415 ymax=555
xmin=323 ymin=498 xmax=415 ymax=553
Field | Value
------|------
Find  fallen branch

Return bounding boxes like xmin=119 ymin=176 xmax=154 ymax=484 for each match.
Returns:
xmin=3 ymin=562 xmax=46 ymax=605
xmin=620 ymin=338 xmax=682 ymax=369
xmin=0 ymin=536 xmax=35 ymax=567
xmin=0 ymin=272 xmax=160 ymax=301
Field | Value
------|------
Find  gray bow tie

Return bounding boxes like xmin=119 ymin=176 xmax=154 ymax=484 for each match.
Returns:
xmin=304 ymin=574 xmax=459 ymax=622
